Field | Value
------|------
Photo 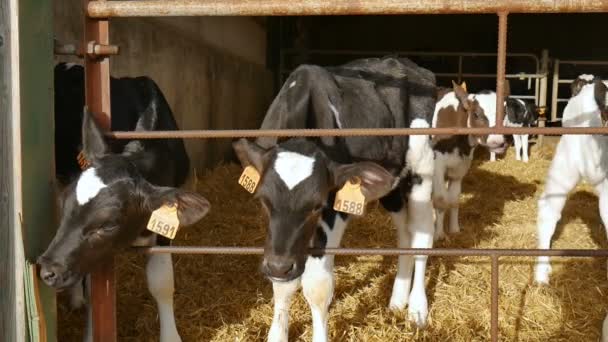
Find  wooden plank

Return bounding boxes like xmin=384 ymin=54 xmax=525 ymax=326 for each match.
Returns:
xmin=83 ymin=0 xmax=116 ymax=340
xmin=18 ymin=0 xmax=56 ymax=340
xmin=88 ymin=0 xmax=608 ymax=17
xmin=0 ymin=0 xmax=17 ymax=340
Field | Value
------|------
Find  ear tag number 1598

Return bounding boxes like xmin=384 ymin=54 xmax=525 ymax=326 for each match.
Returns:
xmin=147 ymin=204 xmax=180 ymax=239
xmin=238 ymin=166 xmax=260 ymax=193
xmin=333 ymin=177 xmax=366 ymax=216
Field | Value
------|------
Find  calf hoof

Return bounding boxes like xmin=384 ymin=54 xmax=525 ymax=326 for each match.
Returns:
xmin=433 ymin=230 xmax=446 ymax=242
xmin=534 ymin=262 xmax=552 ymax=285
xmin=432 ymin=197 xmax=449 ymax=210
xmin=388 ymin=292 xmax=408 ymax=311
xmin=268 ymin=323 xmax=288 ymax=342
xmin=407 ymin=293 xmax=428 ymax=328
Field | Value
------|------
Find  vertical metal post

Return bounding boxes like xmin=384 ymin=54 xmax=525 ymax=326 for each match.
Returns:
xmin=491 ymin=254 xmax=499 ymax=342
xmin=457 ymin=55 xmax=463 ymax=83
xmin=551 ymin=59 xmax=560 ymax=122
xmin=83 ymin=1 xmax=116 ymax=341
xmin=538 ymin=49 xmax=550 ymax=147
xmin=495 ymin=12 xmax=508 ymax=127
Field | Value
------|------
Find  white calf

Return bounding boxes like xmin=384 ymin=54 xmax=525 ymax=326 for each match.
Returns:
xmin=535 ymin=76 xmax=608 ymax=285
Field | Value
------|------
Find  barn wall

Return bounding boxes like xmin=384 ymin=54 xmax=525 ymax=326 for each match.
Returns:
xmin=54 ymin=1 xmax=274 ymax=172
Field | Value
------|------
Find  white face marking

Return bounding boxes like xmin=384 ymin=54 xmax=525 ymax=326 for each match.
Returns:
xmin=328 ymin=102 xmax=342 ymax=128
xmin=289 ymin=81 xmax=296 ymax=88
xmin=273 ymin=151 xmax=315 ymax=190
xmin=76 ymin=168 xmax=107 ymax=205
xmin=579 ymin=74 xmax=595 ymax=81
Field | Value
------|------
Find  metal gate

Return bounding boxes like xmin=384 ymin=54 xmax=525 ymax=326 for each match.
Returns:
xmin=76 ymin=2 xmax=608 ymax=342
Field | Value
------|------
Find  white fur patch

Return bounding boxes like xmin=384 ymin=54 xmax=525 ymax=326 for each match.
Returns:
xmin=407 ymin=119 xmax=434 ymax=177
xmin=432 ymin=92 xmax=459 ymax=129
xmin=76 ymin=168 xmax=107 ymax=205
xmin=289 ymin=81 xmax=296 ymax=88
xmin=274 ymin=152 xmax=315 ymax=190
xmin=65 ymin=62 xmax=78 ymax=70
xmin=579 ymin=74 xmax=595 ymax=81
xmin=328 ymin=102 xmax=342 ymax=128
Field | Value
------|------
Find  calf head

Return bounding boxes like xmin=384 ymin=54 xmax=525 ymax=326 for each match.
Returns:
xmin=38 ymin=110 xmax=210 ymax=289
xmin=233 ymin=138 xmax=395 ymax=282
xmin=571 ymin=75 xmax=608 ymax=126
xmin=450 ymin=81 xmax=490 ymax=146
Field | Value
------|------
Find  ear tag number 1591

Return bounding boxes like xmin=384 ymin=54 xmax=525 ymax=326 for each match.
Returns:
xmin=238 ymin=166 xmax=260 ymax=193
xmin=333 ymin=177 xmax=366 ymax=216
xmin=147 ymin=204 xmax=180 ymax=239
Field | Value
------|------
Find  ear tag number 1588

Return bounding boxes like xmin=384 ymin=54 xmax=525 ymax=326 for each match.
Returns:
xmin=147 ymin=204 xmax=180 ymax=239
xmin=333 ymin=177 xmax=366 ymax=216
xmin=238 ymin=166 xmax=260 ymax=194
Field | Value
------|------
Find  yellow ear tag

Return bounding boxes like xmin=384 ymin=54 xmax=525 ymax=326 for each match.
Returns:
xmin=238 ymin=165 xmax=260 ymax=194
xmin=146 ymin=204 xmax=180 ymax=239
xmin=77 ymin=150 xmax=91 ymax=170
xmin=333 ymin=177 xmax=366 ymax=216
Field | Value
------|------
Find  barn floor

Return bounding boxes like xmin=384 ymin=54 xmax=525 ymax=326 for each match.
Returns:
xmin=58 ymin=137 xmax=608 ymax=341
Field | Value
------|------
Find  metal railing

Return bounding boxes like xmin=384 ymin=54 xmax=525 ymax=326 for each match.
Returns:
xmin=72 ymin=2 xmax=608 ymax=342
xmin=551 ymin=59 xmax=608 ymax=122
xmin=279 ymin=48 xmax=546 ymax=106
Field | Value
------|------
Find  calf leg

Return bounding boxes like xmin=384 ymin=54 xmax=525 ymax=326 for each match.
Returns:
xmin=513 ymin=134 xmax=522 ymax=161
xmin=146 ymin=253 xmax=181 ymax=342
xmin=490 ymin=151 xmax=496 ymax=162
xmin=434 ymin=208 xmax=446 ymax=241
xmin=407 ymin=177 xmax=434 ymax=327
xmin=596 ymin=180 xmax=608 ymax=239
xmin=301 ymin=214 xmax=348 ymax=342
xmin=268 ymin=279 xmax=301 ymax=342
xmin=432 ymin=154 xmax=448 ymax=241
xmin=535 ymin=142 xmax=579 ymax=284
xmin=603 ymin=313 xmax=608 ymax=342
xmin=447 ymin=179 xmax=463 ymax=234
xmin=521 ymin=134 xmax=529 ymax=162
xmin=387 ymin=206 xmax=414 ymax=310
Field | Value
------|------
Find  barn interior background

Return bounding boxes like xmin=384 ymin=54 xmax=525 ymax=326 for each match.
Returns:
xmin=3 ymin=0 xmax=608 ymax=341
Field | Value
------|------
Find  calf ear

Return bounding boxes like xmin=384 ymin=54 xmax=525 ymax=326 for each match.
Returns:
xmin=82 ymin=108 xmax=109 ymax=162
xmin=232 ymin=138 xmax=269 ymax=174
xmin=330 ymin=161 xmax=395 ymax=201
xmin=452 ymin=80 xmax=470 ymax=110
xmin=144 ymin=186 xmax=211 ymax=226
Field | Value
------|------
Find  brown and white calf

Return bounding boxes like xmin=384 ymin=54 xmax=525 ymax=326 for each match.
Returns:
xmin=38 ymin=64 xmax=210 ymax=342
xmin=233 ymin=57 xmax=436 ymax=342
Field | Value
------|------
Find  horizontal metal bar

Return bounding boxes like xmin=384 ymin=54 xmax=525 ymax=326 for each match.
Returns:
xmin=87 ymin=0 xmax=608 ymax=17
xmin=136 ymin=246 xmax=608 ymax=257
xmin=106 ymin=127 xmax=608 ymax=140
xmin=558 ymin=60 xmax=608 ymax=66
xmin=281 ymin=48 xmax=540 ymax=60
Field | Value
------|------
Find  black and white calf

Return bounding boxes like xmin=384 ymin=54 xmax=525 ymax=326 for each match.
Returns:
xmin=233 ymin=57 xmax=436 ymax=342
xmin=504 ymin=98 xmax=538 ymax=163
xmin=535 ymin=74 xmax=608 ymax=284
xmin=431 ymin=82 xmax=492 ymax=240
xmin=38 ymin=63 xmax=210 ymax=342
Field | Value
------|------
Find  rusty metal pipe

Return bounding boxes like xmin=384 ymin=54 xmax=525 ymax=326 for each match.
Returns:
xmin=495 ymin=12 xmax=508 ymax=128
xmin=87 ymin=0 xmax=608 ymax=17
xmin=106 ymin=126 xmax=608 ymax=140
xmin=135 ymin=246 xmax=608 ymax=257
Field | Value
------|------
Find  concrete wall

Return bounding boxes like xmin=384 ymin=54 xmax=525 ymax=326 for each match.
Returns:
xmin=54 ymin=1 xmax=274 ymax=172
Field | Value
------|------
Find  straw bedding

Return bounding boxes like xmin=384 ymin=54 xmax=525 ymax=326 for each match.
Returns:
xmin=58 ymin=137 xmax=608 ymax=341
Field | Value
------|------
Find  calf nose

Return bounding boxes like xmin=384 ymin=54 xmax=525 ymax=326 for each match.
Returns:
xmin=40 ymin=266 xmax=59 ymax=286
xmin=264 ymin=257 xmax=297 ymax=279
